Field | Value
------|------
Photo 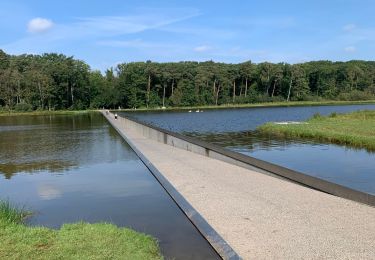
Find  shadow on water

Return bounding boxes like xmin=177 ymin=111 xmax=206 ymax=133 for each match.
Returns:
xmin=0 ymin=113 xmax=219 ymax=260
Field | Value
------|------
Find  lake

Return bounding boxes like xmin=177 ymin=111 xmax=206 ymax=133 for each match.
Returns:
xmin=0 ymin=113 xmax=219 ymax=260
xmin=122 ymin=104 xmax=375 ymax=194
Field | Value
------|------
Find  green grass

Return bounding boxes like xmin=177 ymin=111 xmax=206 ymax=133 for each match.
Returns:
xmin=0 ymin=200 xmax=163 ymax=260
xmin=257 ymin=110 xmax=375 ymax=151
xmin=0 ymin=200 xmax=30 ymax=224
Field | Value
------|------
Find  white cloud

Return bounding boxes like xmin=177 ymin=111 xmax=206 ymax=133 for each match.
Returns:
xmin=37 ymin=184 xmax=62 ymax=200
xmin=97 ymin=39 xmax=176 ymax=49
xmin=193 ymin=45 xmax=211 ymax=52
xmin=74 ymin=11 xmax=200 ymax=37
xmin=343 ymin=23 xmax=356 ymax=32
xmin=2 ymin=9 xmax=199 ymax=55
xmin=159 ymin=26 xmax=238 ymax=40
xmin=28 ymin=17 xmax=54 ymax=33
xmin=344 ymin=46 xmax=356 ymax=52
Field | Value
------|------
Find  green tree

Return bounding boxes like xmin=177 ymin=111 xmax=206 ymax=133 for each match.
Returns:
xmin=286 ymin=64 xmax=309 ymax=101
xmin=239 ymin=61 xmax=255 ymax=97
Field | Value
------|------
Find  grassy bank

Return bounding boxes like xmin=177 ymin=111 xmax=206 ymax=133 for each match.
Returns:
xmin=257 ymin=110 xmax=375 ymax=151
xmin=0 ymin=110 xmax=94 ymax=117
xmin=0 ymin=200 xmax=163 ymax=260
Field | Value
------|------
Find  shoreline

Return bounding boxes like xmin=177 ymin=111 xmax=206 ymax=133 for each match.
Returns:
xmin=257 ymin=110 xmax=375 ymax=152
xmin=119 ymin=100 xmax=375 ymax=112
xmin=1 ymin=100 xmax=375 ymax=116
xmin=0 ymin=110 xmax=94 ymax=117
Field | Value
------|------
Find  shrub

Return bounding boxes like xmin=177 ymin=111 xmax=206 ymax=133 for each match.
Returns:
xmin=14 ymin=103 xmax=33 ymax=112
xmin=337 ymin=90 xmax=375 ymax=101
xmin=300 ymin=95 xmax=325 ymax=102
xmin=269 ymin=96 xmax=285 ymax=102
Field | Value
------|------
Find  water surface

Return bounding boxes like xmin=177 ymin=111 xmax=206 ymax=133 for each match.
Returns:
xmin=121 ymin=104 xmax=375 ymax=194
xmin=0 ymin=113 xmax=218 ymax=260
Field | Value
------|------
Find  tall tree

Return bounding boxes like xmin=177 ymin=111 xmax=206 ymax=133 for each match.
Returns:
xmin=240 ymin=61 xmax=255 ymax=97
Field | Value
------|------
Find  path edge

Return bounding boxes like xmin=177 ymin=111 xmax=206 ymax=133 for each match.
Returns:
xmin=101 ymin=111 xmax=241 ymax=260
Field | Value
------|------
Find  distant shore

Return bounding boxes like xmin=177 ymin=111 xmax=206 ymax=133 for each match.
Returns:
xmin=0 ymin=110 xmax=94 ymax=117
xmin=1 ymin=100 xmax=375 ymax=116
xmin=118 ymin=100 xmax=375 ymax=112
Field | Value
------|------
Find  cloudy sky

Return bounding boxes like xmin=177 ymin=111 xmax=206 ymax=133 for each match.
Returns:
xmin=1 ymin=0 xmax=374 ymax=71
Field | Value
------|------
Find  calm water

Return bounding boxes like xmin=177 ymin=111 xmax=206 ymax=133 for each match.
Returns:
xmin=0 ymin=113 xmax=219 ymax=260
xmin=121 ymin=104 xmax=375 ymax=194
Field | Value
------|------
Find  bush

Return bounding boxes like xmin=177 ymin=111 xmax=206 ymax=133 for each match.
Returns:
xmin=14 ymin=103 xmax=33 ymax=112
xmin=269 ymin=95 xmax=285 ymax=102
xmin=337 ymin=90 xmax=375 ymax=101
xmin=71 ymin=101 xmax=88 ymax=110
xmin=299 ymin=95 xmax=325 ymax=102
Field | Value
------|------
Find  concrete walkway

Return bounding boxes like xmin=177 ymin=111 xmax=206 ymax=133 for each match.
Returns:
xmin=108 ymin=115 xmax=375 ymax=259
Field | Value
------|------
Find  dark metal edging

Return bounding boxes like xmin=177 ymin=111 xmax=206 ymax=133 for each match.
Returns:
xmin=102 ymin=112 xmax=241 ymax=260
xmin=124 ymin=115 xmax=375 ymax=207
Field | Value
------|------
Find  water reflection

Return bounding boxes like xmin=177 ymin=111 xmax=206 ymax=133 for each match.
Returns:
xmin=0 ymin=113 xmax=138 ymax=178
xmin=0 ymin=161 xmax=76 ymax=179
xmin=122 ymin=104 xmax=375 ymax=133
xmin=37 ymin=184 xmax=62 ymax=200
xmin=0 ymin=113 xmax=219 ymax=259
xmin=121 ymin=104 xmax=375 ymax=195
xmin=188 ymin=130 xmax=375 ymax=194
xmin=189 ymin=130 xmax=375 ymax=154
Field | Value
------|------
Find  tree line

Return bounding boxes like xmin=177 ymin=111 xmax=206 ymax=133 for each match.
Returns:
xmin=1 ymin=49 xmax=375 ymax=111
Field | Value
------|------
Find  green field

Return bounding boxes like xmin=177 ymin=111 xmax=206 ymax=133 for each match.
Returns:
xmin=0 ymin=200 xmax=163 ymax=260
xmin=257 ymin=110 xmax=375 ymax=151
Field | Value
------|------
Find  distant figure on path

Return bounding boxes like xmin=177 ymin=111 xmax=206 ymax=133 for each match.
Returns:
xmin=114 ymin=113 xmax=118 ymax=119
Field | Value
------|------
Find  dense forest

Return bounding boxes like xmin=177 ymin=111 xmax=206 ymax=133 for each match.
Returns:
xmin=1 ymin=49 xmax=375 ymax=111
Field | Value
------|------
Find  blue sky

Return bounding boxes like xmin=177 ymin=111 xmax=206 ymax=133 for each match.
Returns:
xmin=1 ymin=0 xmax=374 ymax=71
